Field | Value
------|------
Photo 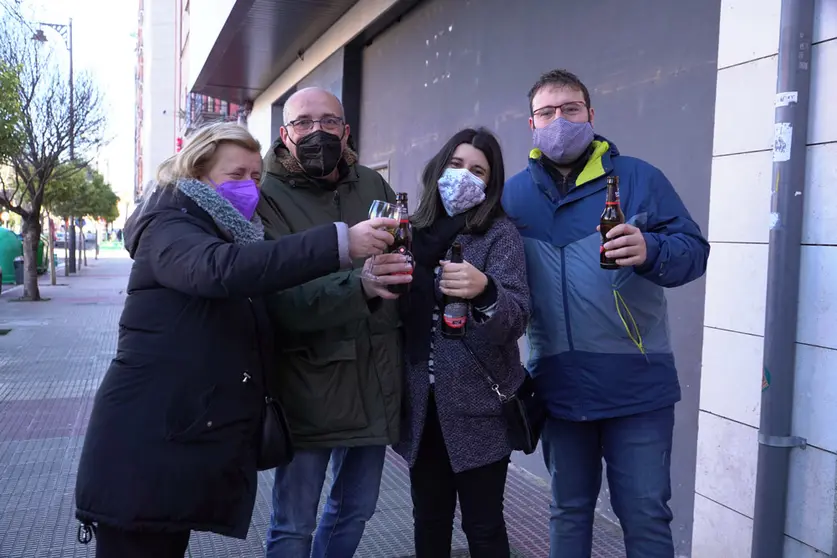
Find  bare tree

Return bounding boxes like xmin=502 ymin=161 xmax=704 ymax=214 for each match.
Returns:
xmin=0 ymin=13 xmax=106 ymax=300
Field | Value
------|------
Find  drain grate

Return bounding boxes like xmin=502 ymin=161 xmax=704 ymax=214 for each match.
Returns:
xmin=0 ymin=329 xmax=11 ymax=336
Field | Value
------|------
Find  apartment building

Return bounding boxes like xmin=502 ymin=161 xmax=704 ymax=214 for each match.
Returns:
xmin=133 ymin=0 xmax=176 ymax=202
xmin=134 ymin=0 xmax=246 ymax=203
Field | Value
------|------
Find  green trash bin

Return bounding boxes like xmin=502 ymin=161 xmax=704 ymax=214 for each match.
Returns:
xmin=36 ymin=235 xmax=47 ymax=275
xmin=0 ymin=228 xmax=23 ymax=285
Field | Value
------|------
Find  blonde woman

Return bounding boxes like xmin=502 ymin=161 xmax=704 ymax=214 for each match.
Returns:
xmin=73 ymin=122 xmax=396 ymax=558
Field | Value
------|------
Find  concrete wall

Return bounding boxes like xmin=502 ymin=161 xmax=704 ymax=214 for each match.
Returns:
xmin=141 ymin=0 xmax=177 ymax=186
xmin=357 ymin=1 xmax=720 ymax=553
xmin=298 ymin=48 xmax=345 ymax=102
xmin=692 ymin=0 xmax=837 ymax=556
xmin=248 ymin=0 xmax=402 ymax=152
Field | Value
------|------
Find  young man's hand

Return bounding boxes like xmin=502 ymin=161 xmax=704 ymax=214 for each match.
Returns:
xmin=599 ymin=223 xmax=647 ymax=267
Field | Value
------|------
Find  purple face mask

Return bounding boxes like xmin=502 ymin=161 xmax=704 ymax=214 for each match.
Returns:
xmin=212 ymin=179 xmax=259 ymax=220
xmin=532 ymin=117 xmax=594 ymax=165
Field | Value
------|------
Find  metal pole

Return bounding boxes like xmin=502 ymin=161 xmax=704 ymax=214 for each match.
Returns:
xmin=68 ymin=18 xmax=74 ymax=161
xmin=48 ymin=216 xmax=56 ymax=285
xmin=63 ymin=218 xmax=69 ymax=276
xmin=751 ymin=1 xmax=815 ymax=556
xmin=67 ymin=18 xmax=76 ymax=273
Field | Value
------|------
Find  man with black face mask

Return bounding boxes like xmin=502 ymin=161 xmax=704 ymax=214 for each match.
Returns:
xmin=257 ymin=87 xmax=408 ymax=558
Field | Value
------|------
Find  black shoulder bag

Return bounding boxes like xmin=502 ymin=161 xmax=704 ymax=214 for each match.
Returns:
xmin=257 ymin=393 xmax=295 ymax=471
xmin=248 ymin=299 xmax=295 ymax=470
xmin=460 ymin=340 xmax=546 ymax=455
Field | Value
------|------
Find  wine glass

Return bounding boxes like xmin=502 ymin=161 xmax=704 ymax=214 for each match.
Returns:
xmin=362 ymin=200 xmax=401 ymax=282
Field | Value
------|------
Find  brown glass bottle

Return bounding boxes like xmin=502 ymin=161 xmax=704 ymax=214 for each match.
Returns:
xmin=600 ymin=175 xmax=625 ymax=270
xmin=388 ymin=192 xmax=413 ymax=294
xmin=441 ymin=242 xmax=467 ymax=339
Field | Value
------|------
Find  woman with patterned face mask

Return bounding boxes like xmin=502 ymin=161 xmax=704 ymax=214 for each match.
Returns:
xmin=371 ymin=128 xmax=531 ymax=557
xmin=73 ymin=122 xmax=397 ymax=558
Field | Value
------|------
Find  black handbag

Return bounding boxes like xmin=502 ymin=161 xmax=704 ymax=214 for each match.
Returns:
xmin=257 ymin=394 xmax=295 ymax=471
xmin=247 ymin=299 xmax=295 ymax=471
xmin=461 ymin=340 xmax=546 ymax=455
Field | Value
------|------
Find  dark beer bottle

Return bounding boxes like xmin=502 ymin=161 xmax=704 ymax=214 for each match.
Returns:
xmin=388 ymin=192 xmax=413 ymax=294
xmin=600 ymin=175 xmax=625 ymax=270
xmin=441 ymin=242 xmax=467 ymax=339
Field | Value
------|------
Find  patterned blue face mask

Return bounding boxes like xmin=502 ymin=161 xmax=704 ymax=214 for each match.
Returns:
xmin=437 ymin=168 xmax=486 ymax=217
xmin=532 ymin=117 xmax=594 ymax=165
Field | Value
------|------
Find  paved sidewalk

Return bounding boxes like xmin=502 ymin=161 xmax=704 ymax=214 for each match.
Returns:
xmin=0 ymin=252 xmax=626 ymax=558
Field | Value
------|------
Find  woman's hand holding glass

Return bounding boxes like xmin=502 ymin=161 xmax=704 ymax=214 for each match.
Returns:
xmin=348 ymin=218 xmax=398 ymax=259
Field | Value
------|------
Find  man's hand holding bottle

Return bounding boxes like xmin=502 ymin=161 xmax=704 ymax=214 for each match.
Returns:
xmin=361 ymin=253 xmax=413 ymax=300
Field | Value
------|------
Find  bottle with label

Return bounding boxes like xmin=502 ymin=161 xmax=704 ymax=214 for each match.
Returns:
xmin=388 ymin=192 xmax=413 ymax=294
xmin=441 ymin=241 xmax=468 ymax=339
xmin=600 ymin=175 xmax=625 ymax=270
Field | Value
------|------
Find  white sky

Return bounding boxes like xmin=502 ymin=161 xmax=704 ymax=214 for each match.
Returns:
xmin=20 ymin=0 xmax=137 ymax=201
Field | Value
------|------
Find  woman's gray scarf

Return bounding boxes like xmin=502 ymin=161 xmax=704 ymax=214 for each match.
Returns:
xmin=176 ymin=178 xmax=264 ymax=245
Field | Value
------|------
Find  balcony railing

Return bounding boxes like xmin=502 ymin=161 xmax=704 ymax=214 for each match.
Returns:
xmin=183 ymin=93 xmax=240 ymax=133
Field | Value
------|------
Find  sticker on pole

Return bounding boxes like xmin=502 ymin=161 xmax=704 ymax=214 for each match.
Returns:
xmin=775 ymin=91 xmax=798 ymax=107
xmin=762 ymin=367 xmax=771 ymax=392
xmin=773 ymin=123 xmax=792 ymax=162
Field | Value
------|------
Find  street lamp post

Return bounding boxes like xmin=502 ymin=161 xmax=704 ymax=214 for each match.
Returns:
xmin=33 ymin=18 xmax=75 ymax=274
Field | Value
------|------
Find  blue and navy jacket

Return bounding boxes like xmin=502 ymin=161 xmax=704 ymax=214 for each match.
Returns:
xmin=502 ymin=136 xmax=710 ymax=421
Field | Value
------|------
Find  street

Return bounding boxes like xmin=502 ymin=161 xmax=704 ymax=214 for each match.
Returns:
xmin=0 ymin=251 xmax=625 ymax=557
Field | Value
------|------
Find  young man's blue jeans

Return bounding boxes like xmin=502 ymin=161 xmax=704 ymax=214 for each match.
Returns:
xmin=265 ymin=445 xmax=387 ymax=558
xmin=541 ymin=405 xmax=675 ymax=558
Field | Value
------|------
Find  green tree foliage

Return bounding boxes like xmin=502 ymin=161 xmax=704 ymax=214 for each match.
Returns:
xmin=0 ymin=11 xmax=107 ymax=300
xmin=45 ymin=164 xmax=119 ymax=223
xmin=0 ymin=60 xmax=23 ymax=162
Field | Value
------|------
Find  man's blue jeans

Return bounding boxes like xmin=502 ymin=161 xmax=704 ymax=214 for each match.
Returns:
xmin=265 ymin=445 xmax=387 ymax=558
xmin=541 ymin=406 xmax=675 ymax=558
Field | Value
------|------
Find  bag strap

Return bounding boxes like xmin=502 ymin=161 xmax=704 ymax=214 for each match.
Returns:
xmin=459 ymin=339 xmax=510 ymax=402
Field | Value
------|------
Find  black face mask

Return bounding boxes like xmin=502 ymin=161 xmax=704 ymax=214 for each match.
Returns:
xmin=292 ymin=130 xmax=344 ymax=178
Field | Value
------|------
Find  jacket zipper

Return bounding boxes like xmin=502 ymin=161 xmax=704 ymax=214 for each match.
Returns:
xmin=333 ymin=190 xmax=344 ymax=222
xmin=560 ymin=247 xmax=574 ymax=351
xmin=246 ymin=298 xmax=270 ymax=403
xmin=555 ymin=173 xmax=574 ymax=352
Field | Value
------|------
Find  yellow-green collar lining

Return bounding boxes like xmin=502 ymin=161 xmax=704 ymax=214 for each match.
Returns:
xmin=529 ymin=140 xmax=611 ymax=187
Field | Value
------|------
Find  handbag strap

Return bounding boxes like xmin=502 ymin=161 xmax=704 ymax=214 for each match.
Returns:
xmin=459 ymin=339 xmax=510 ymax=402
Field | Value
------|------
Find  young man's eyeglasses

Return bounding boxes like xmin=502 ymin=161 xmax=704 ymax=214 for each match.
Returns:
xmin=532 ymin=102 xmax=588 ymax=122
xmin=287 ymin=116 xmax=345 ymax=134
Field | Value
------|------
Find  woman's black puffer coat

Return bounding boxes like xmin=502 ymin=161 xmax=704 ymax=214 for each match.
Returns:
xmin=75 ymin=178 xmax=348 ymax=538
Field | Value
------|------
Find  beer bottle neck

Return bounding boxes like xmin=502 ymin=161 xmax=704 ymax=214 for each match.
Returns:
xmin=605 ymin=184 xmax=620 ymax=205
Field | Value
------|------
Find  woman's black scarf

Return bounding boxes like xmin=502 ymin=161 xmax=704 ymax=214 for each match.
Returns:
xmin=401 ymin=213 xmax=466 ymax=365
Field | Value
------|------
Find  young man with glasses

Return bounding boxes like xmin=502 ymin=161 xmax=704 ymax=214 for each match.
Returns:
xmin=257 ymin=87 xmax=410 ymax=558
xmin=502 ymin=69 xmax=710 ymax=558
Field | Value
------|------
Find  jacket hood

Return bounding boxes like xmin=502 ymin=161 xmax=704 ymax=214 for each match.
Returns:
xmin=124 ymin=189 xmax=166 ymax=258
xmin=264 ymin=134 xmax=359 ymax=180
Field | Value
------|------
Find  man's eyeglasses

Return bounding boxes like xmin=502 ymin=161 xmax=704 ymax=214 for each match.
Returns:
xmin=287 ymin=116 xmax=345 ymax=134
xmin=532 ymin=102 xmax=587 ymax=121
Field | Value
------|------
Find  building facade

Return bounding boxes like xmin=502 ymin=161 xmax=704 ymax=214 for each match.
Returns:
xmin=134 ymin=0 xmax=246 ymax=203
xmin=133 ymin=0 xmax=176 ymax=202
xmin=133 ymin=0 xmax=144 ymax=203
xmin=161 ymin=0 xmax=836 ymax=555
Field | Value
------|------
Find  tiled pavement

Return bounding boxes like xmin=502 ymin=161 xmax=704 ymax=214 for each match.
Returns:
xmin=0 ymin=251 xmax=626 ymax=557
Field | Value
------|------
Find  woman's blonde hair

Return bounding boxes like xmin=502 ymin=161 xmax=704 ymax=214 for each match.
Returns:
xmin=155 ymin=121 xmax=261 ymax=186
